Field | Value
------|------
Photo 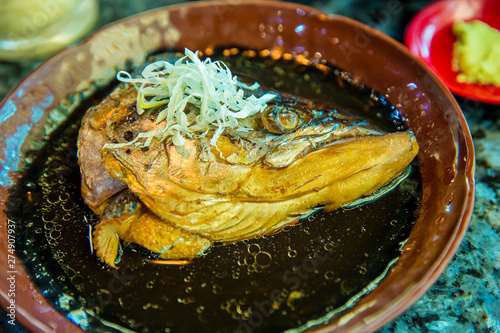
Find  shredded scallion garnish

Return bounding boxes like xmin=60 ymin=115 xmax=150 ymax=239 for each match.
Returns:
xmin=105 ymin=48 xmax=276 ymax=149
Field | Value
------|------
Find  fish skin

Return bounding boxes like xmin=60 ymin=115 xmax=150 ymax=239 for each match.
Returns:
xmin=93 ymin=190 xmax=212 ymax=267
xmin=104 ymin=129 xmax=418 ymax=241
xmin=79 ymin=83 xmax=419 ymax=267
xmin=77 ymin=85 xmax=132 ymax=214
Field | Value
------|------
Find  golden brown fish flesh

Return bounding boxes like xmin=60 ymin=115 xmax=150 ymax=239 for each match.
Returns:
xmin=78 ymin=54 xmax=419 ymax=267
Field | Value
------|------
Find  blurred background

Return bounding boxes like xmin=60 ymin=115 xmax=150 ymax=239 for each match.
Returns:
xmin=0 ymin=0 xmax=435 ymax=102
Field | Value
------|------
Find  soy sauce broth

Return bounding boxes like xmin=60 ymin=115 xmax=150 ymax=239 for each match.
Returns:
xmin=6 ymin=48 xmax=421 ymax=333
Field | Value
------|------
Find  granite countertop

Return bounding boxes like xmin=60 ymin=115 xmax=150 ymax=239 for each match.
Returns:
xmin=1 ymin=0 xmax=498 ymax=332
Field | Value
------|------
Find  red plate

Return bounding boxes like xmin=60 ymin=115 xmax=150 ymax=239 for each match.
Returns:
xmin=405 ymin=0 xmax=500 ymax=104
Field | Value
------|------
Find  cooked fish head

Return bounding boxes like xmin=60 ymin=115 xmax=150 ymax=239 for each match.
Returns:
xmin=96 ymin=85 xmax=418 ymax=242
xmin=78 ymin=61 xmax=418 ymax=267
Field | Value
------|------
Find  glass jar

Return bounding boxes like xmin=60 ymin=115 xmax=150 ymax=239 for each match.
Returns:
xmin=0 ymin=0 xmax=99 ymax=61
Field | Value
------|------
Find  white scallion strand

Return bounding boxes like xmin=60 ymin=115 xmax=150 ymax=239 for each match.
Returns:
xmin=105 ymin=48 xmax=276 ymax=149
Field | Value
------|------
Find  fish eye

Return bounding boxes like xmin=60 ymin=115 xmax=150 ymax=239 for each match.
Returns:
xmin=261 ymin=104 xmax=312 ymax=134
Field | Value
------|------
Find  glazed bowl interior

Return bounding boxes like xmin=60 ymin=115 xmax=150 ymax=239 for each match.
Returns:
xmin=0 ymin=1 xmax=474 ymax=332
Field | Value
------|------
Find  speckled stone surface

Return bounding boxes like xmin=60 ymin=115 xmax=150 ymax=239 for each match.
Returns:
xmin=1 ymin=1 xmax=498 ymax=332
xmin=377 ymin=95 xmax=500 ymax=332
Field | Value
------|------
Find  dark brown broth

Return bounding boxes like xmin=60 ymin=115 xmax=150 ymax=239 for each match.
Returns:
xmin=6 ymin=49 xmax=421 ymax=333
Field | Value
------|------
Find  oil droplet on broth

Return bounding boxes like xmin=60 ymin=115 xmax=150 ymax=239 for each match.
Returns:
xmin=47 ymin=192 xmax=59 ymax=204
xmin=324 ymin=242 xmax=336 ymax=252
xmin=42 ymin=212 xmax=56 ymax=222
xmin=119 ymin=295 xmax=135 ymax=309
xmin=59 ymin=193 xmax=70 ymax=201
xmin=247 ymin=243 xmax=260 ymax=255
xmin=243 ymin=256 xmax=255 ymax=266
xmin=96 ymin=289 xmax=112 ymax=305
xmin=255 ymin=252 xmax=272 ymax=267
xmin=340 ymin=279 xmax=359 ymax=296
xmin=50 ymin=229 xmax=61 ymax=240
xmin=71 ymin=274 xmax=83 ymax=285
xmin=62 ymin=201 xmax=74 ymax=211
xmin=324 ymin=271 xmax=335 ymax=280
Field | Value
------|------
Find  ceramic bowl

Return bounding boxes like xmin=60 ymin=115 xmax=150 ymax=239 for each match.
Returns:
xmin=0 ymin=1 xmax=475 ymax=332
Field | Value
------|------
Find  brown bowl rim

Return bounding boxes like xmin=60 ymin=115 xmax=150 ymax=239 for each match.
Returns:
xmin=0 ymin=1 xmax=475 ymax=332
